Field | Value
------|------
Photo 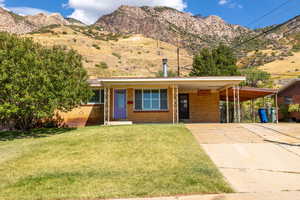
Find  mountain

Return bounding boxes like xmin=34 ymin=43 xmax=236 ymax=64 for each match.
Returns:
xmin=0 ymin=7 xmax=36 ymax=34
xmin=0 ymin=7 xmax=86 ymax=34
xmin=95 ymin=5 xmax=252 ymax=51
xmin=25 ymin=13 xmax=86 ymax=28
xmin=25 ymin=13 xmax=70 ymax=28
xmin=65 ymin=17 xmax=86 ymax=26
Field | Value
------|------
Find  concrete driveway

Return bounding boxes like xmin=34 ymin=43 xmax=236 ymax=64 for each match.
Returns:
xmin=186 ymin=124 xmax=300 ymax=196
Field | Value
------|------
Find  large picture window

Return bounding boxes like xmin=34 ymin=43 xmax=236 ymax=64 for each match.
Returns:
xmin=134 ymin=89 xmax=168 ymax=111
xmin=88 ymin=89 xmax=104 ymax=104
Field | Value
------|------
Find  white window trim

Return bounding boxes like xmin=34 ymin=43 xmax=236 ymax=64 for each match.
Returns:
xmin=134 ymin=88 xmax=169 ymax=111
xmin=87 ymin=89 xmax=104 ymax=105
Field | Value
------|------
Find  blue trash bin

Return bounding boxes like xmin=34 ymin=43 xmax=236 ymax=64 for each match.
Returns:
xmin=258 ymin=108 xmax=269 ymax=123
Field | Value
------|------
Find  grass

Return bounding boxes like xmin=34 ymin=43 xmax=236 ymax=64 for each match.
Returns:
xmin=0 ymin=124 xmax=232 ymax=200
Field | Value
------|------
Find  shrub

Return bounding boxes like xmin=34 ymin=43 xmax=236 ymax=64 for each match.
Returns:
xmin=95 ymin=62 xmax=108 ymax=69
xmin=112 ymin=52 xmax=121 ymax=59
xmin=292 ymin=43 xmax=300 ymax=52
xmin=0 ymin=33 xmax=92 ymax=130
xmin=288 ymin=104 xmax=300 ymax=113
xmin=92 ymin=44 xmax=100 ymax=50
xmin=156 ymin=70 xmax=178 ymax=77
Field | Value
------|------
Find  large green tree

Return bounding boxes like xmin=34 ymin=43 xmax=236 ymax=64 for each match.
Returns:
xmin=190 ymin=44 xmax=240 ymax=76
xmin=240 ymin=68 xmax=272 ymax=87
xmin=0 ymin=33 xmax=92 ymax=130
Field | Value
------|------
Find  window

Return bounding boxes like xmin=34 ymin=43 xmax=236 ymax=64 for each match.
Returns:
xmin=284 ymin=96 xmax=293 ymax=105
xmin=88 ymin=89 xmax=104 ymax=104
xmin=134 ymin=89 xmax=168 ymax=111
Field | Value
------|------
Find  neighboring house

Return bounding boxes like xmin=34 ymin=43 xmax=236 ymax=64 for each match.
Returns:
xmin=278 ymin=79 xmax=300 ymax=122
xmin=59 ymin=76 xmax=246 ymax=127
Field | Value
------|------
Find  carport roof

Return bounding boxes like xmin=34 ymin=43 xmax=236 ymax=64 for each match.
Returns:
xmin=220 ymin=87 xmax=278 ymax=102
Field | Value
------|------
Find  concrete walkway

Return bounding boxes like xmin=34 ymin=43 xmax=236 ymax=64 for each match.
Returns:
xmin=186 ymin=123 xmax=300 ymax=199
xmin=113 ymin=191 xmax=300 ymax=200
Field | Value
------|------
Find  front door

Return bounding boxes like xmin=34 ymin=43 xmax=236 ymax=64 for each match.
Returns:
xmin=114 ymin=89 xmax=127 ymax=120
xmin=179 ymin=94 xmax=189 ymax=120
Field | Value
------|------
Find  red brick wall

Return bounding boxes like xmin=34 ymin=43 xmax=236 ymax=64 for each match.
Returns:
xmin=278 ymin=81 xmax=300 ymax=121
xmin=60 ymin=88 xmax=221 ymax=127
xmin=59 ymin=105 xmax=104 ymax=127
xmin=188 ymin=91 xmax=220 ymax=123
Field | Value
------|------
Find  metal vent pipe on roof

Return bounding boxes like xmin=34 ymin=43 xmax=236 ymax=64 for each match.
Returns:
xmin=162 ymin=58 xmax=168 ymax=77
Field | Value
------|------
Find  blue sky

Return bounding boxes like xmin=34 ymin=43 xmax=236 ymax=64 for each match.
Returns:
xmin=2 ymin=0 xmax=299 ymax=28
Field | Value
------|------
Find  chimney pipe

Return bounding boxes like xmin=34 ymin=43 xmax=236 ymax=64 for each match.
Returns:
xmin=162 ymin=58 xmax=168 ymax=77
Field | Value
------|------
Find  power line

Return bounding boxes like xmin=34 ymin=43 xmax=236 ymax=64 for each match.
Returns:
xmin=246 ymin=0 xmax=294 ymax=28
xmin=233 ymin=15 xmax=299 ymax=49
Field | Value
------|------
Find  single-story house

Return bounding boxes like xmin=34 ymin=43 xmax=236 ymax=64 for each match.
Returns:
xmin=59 ymin=76 xmax=247 ymax=127
xmin=278 ymin=79 xmax=300 ymax=122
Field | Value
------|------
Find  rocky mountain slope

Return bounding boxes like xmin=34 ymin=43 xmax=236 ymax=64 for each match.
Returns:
xmin=0 ymin=7 xmax=85 ymax=34
xmin=95 ymin=6 xmax=252 ymax=51
xmin=0 ymin=7 xmax=36 ymax=34
xmin=25 ymin=13 xmax=86 ymax=28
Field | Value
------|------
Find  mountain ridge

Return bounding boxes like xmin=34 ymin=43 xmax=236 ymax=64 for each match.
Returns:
xmin=95 ymin=5 xmax=252 ymax=51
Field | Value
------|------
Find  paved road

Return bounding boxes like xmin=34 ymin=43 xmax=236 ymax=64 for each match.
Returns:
xmin=186 ymin=123 xmax=300 ymax=198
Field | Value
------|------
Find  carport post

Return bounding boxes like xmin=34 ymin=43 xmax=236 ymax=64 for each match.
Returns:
xmin=172 ymin=86 xmax=175 ymax=124
xmin=226 ymin=87 xmax=229 ymax=123
xmin=251 ymin=99 xmax=255 ymax=123
xmin=233 ymin=86 xmax=236 ymax=123
xmin=176 ymin=87 xmax=179 ymax=124
xmin=237 ymin=86 xmax=241 ymax=123
xmin=104 ymin=87 xmax=107 ymax=125
xmin=275 ymin=93 xmax=279 ymax=124
xmin=107 ymin=88 xmax=110 ymax=124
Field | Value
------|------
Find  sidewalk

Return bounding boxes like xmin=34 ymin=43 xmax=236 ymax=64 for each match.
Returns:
xmin=113 ymin=192 xmax=300 ymax=200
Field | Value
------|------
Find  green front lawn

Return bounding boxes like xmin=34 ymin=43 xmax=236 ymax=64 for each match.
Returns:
xmin=0 ymin=124 xmax=232 ymax=200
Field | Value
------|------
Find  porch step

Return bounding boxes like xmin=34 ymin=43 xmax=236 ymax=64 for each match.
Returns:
xmin=107 ymin=121 xmax=133 ymax=126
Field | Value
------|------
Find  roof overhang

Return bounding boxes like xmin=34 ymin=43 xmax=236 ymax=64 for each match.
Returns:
xmin=88 ymin=77 xmax=246 ymax=90
xmin=220 ymin=87 xmax=277 ymax=102
xmin=278 ymin=79 xmax=300 ymax=95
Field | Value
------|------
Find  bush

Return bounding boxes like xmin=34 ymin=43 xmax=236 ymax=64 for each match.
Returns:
xmin=288 ymin=104 xmax=300 ymax=113
xmin=0 ymin=33 xmax=92 ymax=130
xmin=95 ymin=62 xmax=108 ymax=69
xmin=112 ymin=52 xmax=121 ymax=59
xmin=292 ymin=43 xmax=300 ymax=52
xmin=156 ymin=70 xmax=178 ymax=77
xmin=92 ymin=44 xmax=100 ymax=50
xmin=240 ymin=68 xmax=271 ymax=88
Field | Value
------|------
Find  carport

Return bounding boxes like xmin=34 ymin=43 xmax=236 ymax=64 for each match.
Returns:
xmin=219 ymin=87 xmax=278 ymax=123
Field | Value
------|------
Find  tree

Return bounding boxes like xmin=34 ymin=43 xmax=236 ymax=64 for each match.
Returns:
xmin=0 ymin=33 xmax=92 ymax=130
xmin=190 ymin=44 xmax=240 ymax=76
xmin=240 ymin=68 xmax=271 ymax=87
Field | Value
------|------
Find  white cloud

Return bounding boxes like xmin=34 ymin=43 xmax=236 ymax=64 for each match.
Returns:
xmin=0 ymin=0 xmax=51 ymax=16
xmin=8 ymin=7 xmax=51 ymax=16
xmin=219 ymin=0 xmax=243 ymax=9
xmin=218 ymin=0 xmax=228 ymax=5
xmin=66 ymin=0 xmax=187 ymax=25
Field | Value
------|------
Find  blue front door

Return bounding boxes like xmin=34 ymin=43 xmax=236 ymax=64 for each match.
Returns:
xmin=114 ymin=89 xmax=127 ymax=120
